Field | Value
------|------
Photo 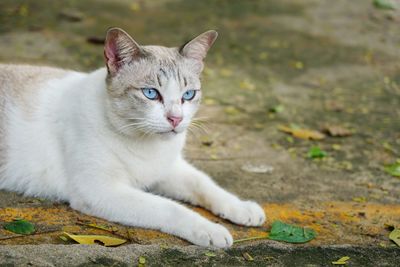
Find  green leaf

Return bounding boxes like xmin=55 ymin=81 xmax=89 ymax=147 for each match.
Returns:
xmin=307 ymin=146 xmax=327 ymax=159
xmin=269 ymin=104 xmax=284 ymax=113
xmin=385 ymin=163 xmax=400 ymax=177
xmin=59 ymin=235 xmax=69 ymax=242
xmin=4 ymin=219 xmax=35 ymax=235
xmin=138 ymin=256 xmax=146 ymax=264
xmin=204 ymin=251 xmax=217 ymax=257
xmin=373 ymin=0 xmax=396 ymax=10
xmin=268 ymin=221 xmax=316 ymax=243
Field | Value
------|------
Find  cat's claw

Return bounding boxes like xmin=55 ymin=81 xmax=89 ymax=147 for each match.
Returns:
xmin=217 ymin=200 xmax=266 ymax=227
xmin=189 ymin=221 xmax=233 ymax=248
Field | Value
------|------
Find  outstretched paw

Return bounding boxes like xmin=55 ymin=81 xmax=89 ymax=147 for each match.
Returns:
xmin=188 ymin=220 xmax=233 ymax=248
xmin=218 ymin=200 xmax=266 ymax=226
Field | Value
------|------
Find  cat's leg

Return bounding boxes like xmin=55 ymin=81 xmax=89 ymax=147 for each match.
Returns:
xmin=68 ymin=178 xmax=233 ymax=248
xmin=152 ymin=159 xmax=266 ymax=227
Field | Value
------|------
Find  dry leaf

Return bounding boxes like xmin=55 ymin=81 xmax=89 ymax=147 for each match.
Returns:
xmin=63 ymin=232 xmax=127 ymax=247
xmin=278 ymin=125 xmax=325 ymax=140
xmin=322 ymin=125 xmax=352 ymax=137
xmin=352 ymin=196 xmax=367 ymax=203
xmin=224 ymin=106 xmax=240 ymax=116
xmin=332 ymin=256 xmax=350 ymax=265
xmin=389 ymin=229 xmax=400 ymax=246
xmin=239 ymin=80 xmax=256 ymax=91
xmin=242 ymin=252 xmax=254 ymax=261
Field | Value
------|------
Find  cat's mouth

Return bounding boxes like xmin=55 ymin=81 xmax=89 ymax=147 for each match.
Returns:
xmin=157 ymin=129 xmax=180 ymax=135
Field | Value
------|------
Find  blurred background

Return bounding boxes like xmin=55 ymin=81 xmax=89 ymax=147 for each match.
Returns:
xmin=0 ymin=0 xmax=399 ymax=203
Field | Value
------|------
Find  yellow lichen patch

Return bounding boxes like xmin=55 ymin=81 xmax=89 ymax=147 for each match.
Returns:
xmin=0 ymin=202 xmax=399 ymax=246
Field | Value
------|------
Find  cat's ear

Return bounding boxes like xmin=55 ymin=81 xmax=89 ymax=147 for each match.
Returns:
xmin=180 ymin=30 xmax=218 ymax=61
xmin=104 ymin=27 xmax=143 ymax=76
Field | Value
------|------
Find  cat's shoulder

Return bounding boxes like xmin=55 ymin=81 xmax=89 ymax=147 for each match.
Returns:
xmin=0 ymin=63 xmax=72 ymax=84
xmin=0 ymin=64 xmax=81 ymax=111
xmin=0 ymin=63 xmax=79 ymax=97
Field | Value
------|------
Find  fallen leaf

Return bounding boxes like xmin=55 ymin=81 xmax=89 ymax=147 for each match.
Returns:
xmin=203 ymin=98 xmax=216 ymax=105
xmin=220 ymin=68 xmax=233 ymax=77
xmin=332 ymin=144 xmax=341 ymax=150
xmin=59 ymin=236 xmax=69 ymax=242
xmin=224 ymin=106 xmax=240 ymax=116
xmin=321 ymin=125 xmax=353 ymax=137
xmin=4 ymin=219 xmax=35 ymax=235
xmin=63 ymin=232 xmax=127 ymax=247
xmin=242 ymin=252 xmax=254 ymax=261
xmin=332 ymin=256 xmax=350 ymax=265
xmin=259 ymin=52 xmax=269 ymax=60
xmin=130 ymin=3 xmax=141 ymax=12
xmin=18 ymin=5 xmax=29 ymax=17
xmin=278 ymin=125 xmax=325 ymax=140
xmin=294 ymin=61 xmax=304 ymax=69
xmin=241 ymin=163 xmax=274 ymax=174
xmin=337 ymin=161 xmax=353 ymax=171
xmin=352 ymin=196 xmax=367 ymax=203
xmin=269 ymin=104 xmax=284 ymax=113
xmin=240 ymin=80 xmax=256 ymax=91
xmin=205 ymin=251 xmax=217 ymax=257
xmin=200 ymin=136 xmax=213 ymax=147
xmin=138 ymin=256 xmax=146 ymax=265
xmin=268 ymin=221 xmax=316 ymax=243
xmin=373 ymin=0 xmax=396 ymax=10
xmin=384 ymin=163 xmax=400 ymax=177
xmin=210 ymin=154 xmax=218 ymax=160
xmin=389 ymin=229 xmax=400 ymax=246
xmin=307 ymin=146 xmax=327 ymax=159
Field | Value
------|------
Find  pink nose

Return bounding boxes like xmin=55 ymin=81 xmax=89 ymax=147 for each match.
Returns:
xmin=167 ymin=116 xmax=183 ymax=128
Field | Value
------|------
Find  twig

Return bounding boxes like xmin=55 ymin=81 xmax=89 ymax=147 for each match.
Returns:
xmin=0 ymin=229 xmax=60 ymax=241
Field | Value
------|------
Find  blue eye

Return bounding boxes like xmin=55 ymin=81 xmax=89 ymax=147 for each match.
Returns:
xmin=141 ymin=88 xmax=159 ymax=100
xmin=182 ymin=90 xmax=196 ymax=101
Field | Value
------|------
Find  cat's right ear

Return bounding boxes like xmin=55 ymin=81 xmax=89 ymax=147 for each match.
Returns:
xmin=104 ymin=28 xmax=143 ymax=76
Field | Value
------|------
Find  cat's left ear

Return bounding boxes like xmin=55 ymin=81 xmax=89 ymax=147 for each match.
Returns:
xmin=104 ymin=27 xmax=144 ymax=76
xmin=180 ymin=30 xmax=218 ymax=62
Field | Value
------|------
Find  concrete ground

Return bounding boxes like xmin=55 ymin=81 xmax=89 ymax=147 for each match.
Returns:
xmin=0 ymin=0 xmax=399 ymax=266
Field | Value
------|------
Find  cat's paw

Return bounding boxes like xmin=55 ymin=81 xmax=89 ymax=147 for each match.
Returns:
xmin=188 ymin=221 xmax=233 ymax=248
xmin=218 ymin=200 xmax=266 ymax=227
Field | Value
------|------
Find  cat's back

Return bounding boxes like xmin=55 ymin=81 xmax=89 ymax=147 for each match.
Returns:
xmin=0 ymin=64 xmax=79 ymax=199
xmin=0 ymin=64 xmax=70 ymax=104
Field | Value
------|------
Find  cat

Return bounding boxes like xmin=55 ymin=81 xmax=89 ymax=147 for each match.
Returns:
xmin=0 ymin=28 xmax=266 ymax=247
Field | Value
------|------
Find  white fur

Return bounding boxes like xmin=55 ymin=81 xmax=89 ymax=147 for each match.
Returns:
xmin=0 ymin=67 xmax=266 ymax=247
xmin=0 ymin=29 xmax=266 ymax=247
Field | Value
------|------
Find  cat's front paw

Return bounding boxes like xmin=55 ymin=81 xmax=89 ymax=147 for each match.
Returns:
xmin=218 ymin=200 xmax=266 ymax=227
xmin=188 ymin=220 xmax=233 ymax=248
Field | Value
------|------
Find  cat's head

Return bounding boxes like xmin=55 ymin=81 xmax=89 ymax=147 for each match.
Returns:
xmin=103 ymin=28 xmax=217 ymax=138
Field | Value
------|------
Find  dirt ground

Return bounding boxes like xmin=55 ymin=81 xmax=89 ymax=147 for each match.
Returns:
xmin=0 ymin=0 xmax=399 ymax=266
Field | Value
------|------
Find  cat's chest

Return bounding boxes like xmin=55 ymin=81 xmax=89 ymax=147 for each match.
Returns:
xmin=112 ymin=137 xmax=183 ymax=187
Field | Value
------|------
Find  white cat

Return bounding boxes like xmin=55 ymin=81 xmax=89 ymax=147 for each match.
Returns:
xmin=0 ymin=28 xmax=265 ymax=247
